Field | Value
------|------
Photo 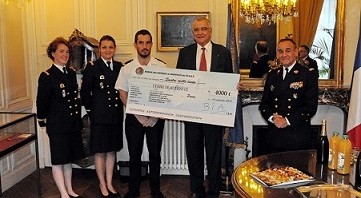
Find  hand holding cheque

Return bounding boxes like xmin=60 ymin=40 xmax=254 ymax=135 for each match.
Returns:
xmin=126 ymin=66 xmax=239 ymax=127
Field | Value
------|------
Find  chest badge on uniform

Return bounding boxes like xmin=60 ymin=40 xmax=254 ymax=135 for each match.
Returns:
xmin=62 ymin=90 xmax=66 ymax=97
xmin=290 ymin=81 xmax=303 ymax=89
xmin=100 ymin=75 xmax=105 ymax=80
xmin=270 ymin=85 xmax=275 ymax=91
xmin=59 ymin=83 xmax=65 ymax=88
xmin=99 ymin=82 xmax=104 ymax=89
xmin=293 ymin=93 xmax=298 ymax=99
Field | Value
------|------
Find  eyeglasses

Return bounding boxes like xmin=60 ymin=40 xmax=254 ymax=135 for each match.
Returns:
xmin=192 ymin=27 xmax=210 ymax=33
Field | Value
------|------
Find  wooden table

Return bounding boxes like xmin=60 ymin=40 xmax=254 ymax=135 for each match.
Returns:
xmin=232 ymin=150 xmax=361 ymax=198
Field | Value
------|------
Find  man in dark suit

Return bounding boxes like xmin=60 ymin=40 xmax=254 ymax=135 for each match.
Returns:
xmin=176 ymin=17 xmax=232 ymax=198
xmin=259 ymin=38 xmax=319 ymax=155
xmin=298 ymin=45 xmax=318 ymax=73
xmin=249 ymin=40 xmax=271 ymax=78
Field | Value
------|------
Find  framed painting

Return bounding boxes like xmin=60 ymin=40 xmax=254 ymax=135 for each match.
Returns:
xmin=156 ymin=12 xmax=210 ymax=52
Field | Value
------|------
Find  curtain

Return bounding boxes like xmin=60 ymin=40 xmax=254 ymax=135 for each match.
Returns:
xmin=230 ymin=0 xmax=324 ymax=47
xmin=293 ymin=0 xmax=324 ymax=46
xmin=229 ymin=0 xmax=240 ymax=54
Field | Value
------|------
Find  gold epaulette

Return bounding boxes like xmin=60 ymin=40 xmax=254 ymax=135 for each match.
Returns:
xmin=309 ymin=68 xmax=315 ymax=71
xmin=155 ymin=58 xmax=166 ymax=64
xmin=83 ymin=61 xmax=94 ymax=70
xmin=68 ymin=66 xmax=76 ymax=71
xmin=44 ymin=71 xmax=50 ymax=75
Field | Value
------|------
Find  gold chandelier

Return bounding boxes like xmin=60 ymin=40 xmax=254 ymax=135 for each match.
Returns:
xmin=239 ymin=0 xmax=298 ymax=25
xmin=5 ymin=0 xmax=30 ymax=8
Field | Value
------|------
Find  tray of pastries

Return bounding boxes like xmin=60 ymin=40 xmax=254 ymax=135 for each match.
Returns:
xmin=250 ymin=166 xmax=314 ymax=188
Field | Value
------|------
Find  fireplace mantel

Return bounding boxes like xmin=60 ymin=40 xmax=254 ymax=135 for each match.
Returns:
xmin=240 ymin=88 xmax=350 ymax=113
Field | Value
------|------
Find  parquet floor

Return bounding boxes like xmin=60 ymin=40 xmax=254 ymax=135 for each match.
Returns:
xmin=2 ymin=168 xmax=235 ymax=198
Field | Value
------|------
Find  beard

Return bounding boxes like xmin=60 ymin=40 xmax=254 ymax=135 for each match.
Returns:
xmin=138 ymin=50 xmax=150 ymax=58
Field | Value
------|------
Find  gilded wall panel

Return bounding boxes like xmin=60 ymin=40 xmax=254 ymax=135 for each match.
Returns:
xmin=95 ymin=0 xmax=128 ymax=43
xmin=43 ymin=0 xmax=76 ymax=41
xmin=4 ymin=4 xmax=28 ymax=106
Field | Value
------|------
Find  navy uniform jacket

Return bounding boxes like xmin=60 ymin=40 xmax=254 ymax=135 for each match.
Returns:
xmin=259 ymin=63 xmax=319 ymax=149
xmin=176 ymin=42 xmax=233 ymax=73
xmin=299 ymin=56 xmax=319 ymax=77
xmin=36 ymin=65 xmax=82 ymax=134
xmin=80 ymin=59 xmax=123 ymax=124
xmin=305 ymin=56 xmax=318 ymax=73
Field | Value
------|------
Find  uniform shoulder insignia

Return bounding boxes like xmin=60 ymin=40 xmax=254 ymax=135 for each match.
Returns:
xmin=44 ymin=71 xmax=50 ymax=75
xmin=155 ymin=58 xmax=166 ymax=64
xmin=124 ymin=59 xmax=133 ymax=65
xmin=309 ymin=68 xmax=315 ymax=71
xmin=83 ymin=61 xmax=94 ymax=70
xmin=68 ymin=66 xmax=76 ymax=71
xmin=271 ymin=66 xmax=280 ymax=71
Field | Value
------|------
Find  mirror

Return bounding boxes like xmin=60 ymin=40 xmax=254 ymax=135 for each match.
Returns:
xmin=239 ymin=0 xmax=344 ymax=89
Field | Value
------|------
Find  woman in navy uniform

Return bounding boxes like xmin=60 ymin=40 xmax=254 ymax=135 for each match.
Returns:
xmin=36 ymin=37 xmax=84 ymax=198
xmin=80 ymin=35 xmax=123 ymax=198
xmin=259 ymin=38 xmax=319 ymax=155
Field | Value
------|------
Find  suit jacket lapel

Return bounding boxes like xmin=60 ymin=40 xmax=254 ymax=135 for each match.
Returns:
xmin=210 ymin=42 xmax=218 ymax=72
xmin=280 ymin=64 xmax=302 ymax=92
xmin=189 ymin=44 xmax=197 ymax=70
xmin=274 ymin=68 xmax=285 ymax=96
xmin=51 ymin=65 xmax=70 ymax=83
xmin=99 ymin=59 xmax=119 ymax=84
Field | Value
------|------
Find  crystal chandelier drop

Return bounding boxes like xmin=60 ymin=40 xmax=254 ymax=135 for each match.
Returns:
xmin=239 ymin=0 xmax=298 ymax=25
xmin=5 ymin=0 xmax=30 ymax=8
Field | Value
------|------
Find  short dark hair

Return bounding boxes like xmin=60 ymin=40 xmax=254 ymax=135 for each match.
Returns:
xmin=300 ymin=45 xmax=310 ymax=53
xmin=134 ymin=29 xmax=152 ymax=43
xmin=278 ymin=38 xmax=297 ymax=47
xmin=256 ymin=41 xmax=269 ymax=54
xmin=99 ymin=35 xmax=116 ymax=47
xmin=46 ymin=37 xmax=70 ymax=61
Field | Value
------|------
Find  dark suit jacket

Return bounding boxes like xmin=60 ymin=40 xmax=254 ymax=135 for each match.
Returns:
xmin=249 ymin=54 xmax=271 ymax=78
xmin=176 ymin=42 xmax=233 ymax=73
xmin=80 ymin=59 xmax=124 ymax=124
xmin=259 ymin=63 xmax=319 ymax=150
xmin=36 ymin=65 xmax=82 ymax=134
xmin=305 ymin=56 xmax=318 ymax=71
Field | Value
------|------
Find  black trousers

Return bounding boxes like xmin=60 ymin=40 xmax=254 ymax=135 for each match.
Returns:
xmin=125 ymin=114 xmax=165 ymax=194
xmin=184 ymin=122 xmax=223 ymax=195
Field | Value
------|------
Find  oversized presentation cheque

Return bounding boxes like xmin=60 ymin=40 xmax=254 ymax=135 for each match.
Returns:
xmin=126 ymin=66 xmax=240 ymax=127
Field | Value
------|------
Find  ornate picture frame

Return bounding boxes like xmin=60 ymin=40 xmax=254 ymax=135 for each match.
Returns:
xmin=156 ymin=12 xmax=210 ymax=52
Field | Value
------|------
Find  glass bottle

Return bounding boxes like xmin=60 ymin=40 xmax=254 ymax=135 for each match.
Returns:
xmin=355 ymin=148 xmax=361 ymax=191
xmin=328 ymin=132 xmax=340 ymax=170
xmin=350 ymin=148 xmax=361 ymax=188
xmin=317 ymin=119 xmax=329 ymax=164
xmin=337 ymin=134 xmax=352 ymax=174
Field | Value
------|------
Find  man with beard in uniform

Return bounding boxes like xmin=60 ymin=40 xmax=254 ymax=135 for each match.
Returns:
xmin=115 ymin=29 xmax=166 ymax=198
